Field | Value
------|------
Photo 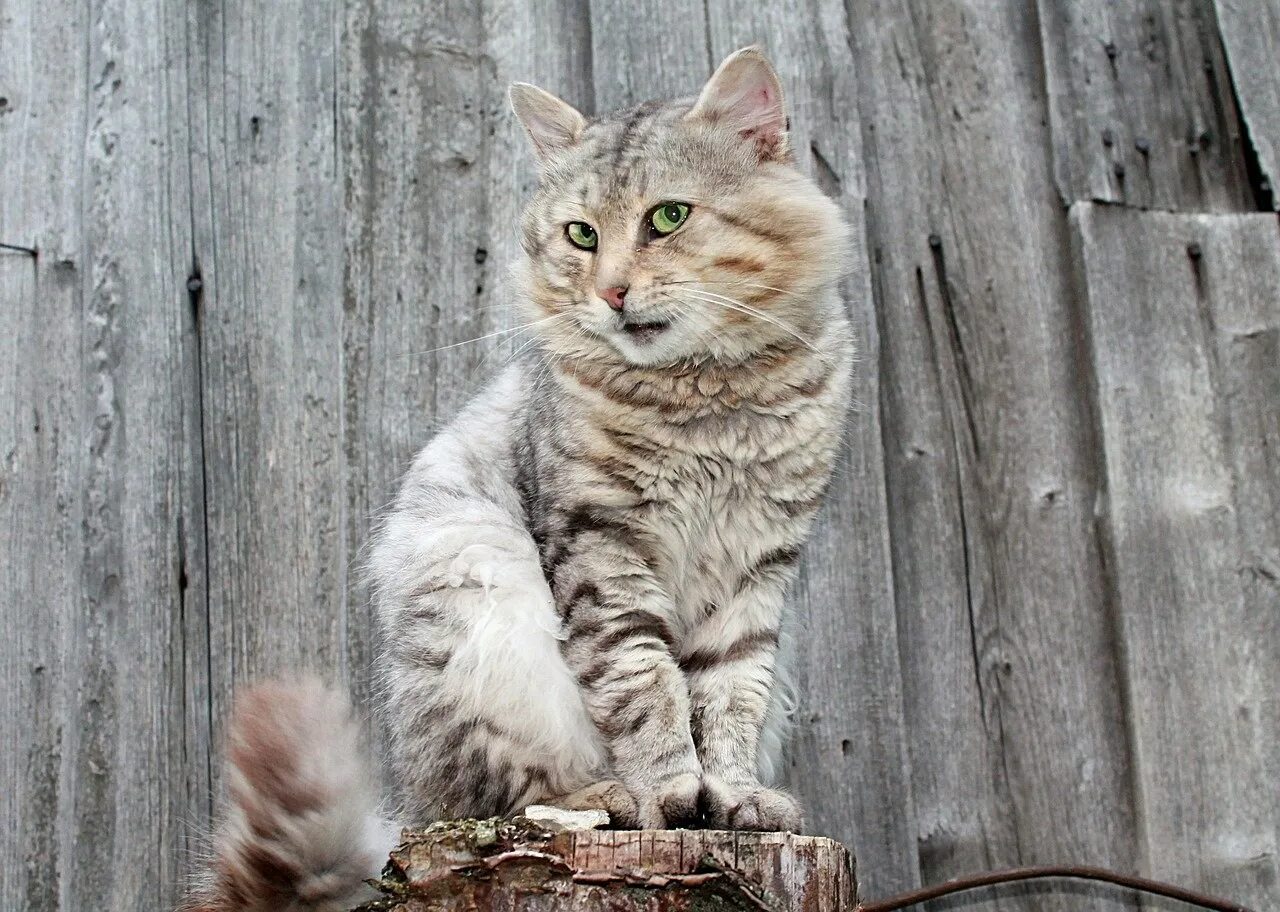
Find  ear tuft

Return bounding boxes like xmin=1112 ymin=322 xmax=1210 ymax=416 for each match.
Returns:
xmin=686 ymin=46 xmax=788 ymax=160
xmin=509 ymin=83 xmax=587 ymax=162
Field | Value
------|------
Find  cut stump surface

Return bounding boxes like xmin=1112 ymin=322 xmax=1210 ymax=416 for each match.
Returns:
xmin=355 ymin=819 xmax=857 ymax=911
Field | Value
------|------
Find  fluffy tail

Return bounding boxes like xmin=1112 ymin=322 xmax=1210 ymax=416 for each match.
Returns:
xmin=183 ymin=678 xmax=396 ymax=912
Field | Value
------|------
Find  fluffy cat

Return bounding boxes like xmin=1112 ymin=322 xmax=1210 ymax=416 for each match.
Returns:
xmin=185 ymin=46 xmax=853 ymax=912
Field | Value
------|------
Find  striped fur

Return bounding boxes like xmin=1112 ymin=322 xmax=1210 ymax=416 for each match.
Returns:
xmin=187 ymin=46 xmax=854 ymax=910
xmin=373 ymin=46 xmax=853 ymax=832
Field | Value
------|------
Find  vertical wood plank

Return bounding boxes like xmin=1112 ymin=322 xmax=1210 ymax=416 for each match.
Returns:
xmin=0 ymin=247 xmax=74 ymax=912
xmin=185 ymin=1 xmax=348 ymax=774
xmin=0 ymin=11 xmax=81 ymax=909
xmin=339 ymin=0 xmax=596 ymax=742
xmin=2 ymin=3 xmax=1278 ymax=908
xmin=1037 ymin=0 xmax=1255 ymax=211
xmin=849 ymin=3 xmax=1142 ymax=909
xmin=1204 ymin=218 xmax=1280 ymax=854
xmin=0 ymin=0 xmax=207 ymax=909
xmin=1214 ymin=0 xmax=1280 ymax=209
xmin=1073 ymin=203 xmax=1280 ymax=909
xmin=700 ymin=4 xmax=917 ymax=896
xmin=584 ymin=5 xmax=914 ymax=894
xmin=587 ymin=0 xmax=710 ymax=108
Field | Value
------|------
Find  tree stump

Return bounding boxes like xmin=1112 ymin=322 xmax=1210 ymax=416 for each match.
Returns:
xmin=354 ymin=819 xmax=857 ymax=911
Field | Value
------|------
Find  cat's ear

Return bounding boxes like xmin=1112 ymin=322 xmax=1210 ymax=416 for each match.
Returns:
xmin=686 ymin=46 xmax=789 ymax=161
xmin=509 ymin=83 xmax=587 ymax=162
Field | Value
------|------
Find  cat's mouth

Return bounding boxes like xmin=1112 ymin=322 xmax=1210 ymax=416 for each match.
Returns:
xmin=618 ymin=318 xmax=671 ymax=344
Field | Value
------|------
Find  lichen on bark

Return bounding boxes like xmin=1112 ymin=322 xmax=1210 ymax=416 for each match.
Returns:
xmin=353 ymin=819 xmax=853 ymax=912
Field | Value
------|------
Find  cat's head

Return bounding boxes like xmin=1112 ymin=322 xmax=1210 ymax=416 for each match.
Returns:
xmin=510 ymin=47 xmax=851 ymax=368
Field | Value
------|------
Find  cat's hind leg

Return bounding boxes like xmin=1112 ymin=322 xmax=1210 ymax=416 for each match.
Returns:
xmin=371 ymin=475 xmax=608 ymax=823
xmin=370 ymin=368 xmax=624 ymax=824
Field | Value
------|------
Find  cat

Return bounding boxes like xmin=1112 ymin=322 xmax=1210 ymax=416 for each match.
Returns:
xmin=185 ymin=45 xmax=854 ymax=911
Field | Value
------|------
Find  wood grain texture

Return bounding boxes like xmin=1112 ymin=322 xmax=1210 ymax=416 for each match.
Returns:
xmin=851 ymin=5 xmax=1141 ymax=910
xmin=589 ymin=0 xmax=709 ymax=106
xmin=0 ymin=1 xmax=208 ymax=909
xmin=705 ymin=5 xmax=914 ymax=897
xmin=1037 ymin=0 xmax=1255 ymax=211
xmin=1072 ymin=203 xmax=1280 ymax=910
xmin=338 ymin=0 xmax=595 ymax=754
xmin=1204 ymin=218 xmax=1280 ymax=867
xmin=584 ymin=6 xmax=912 ymax=894
xmin=3 ymin=3 xmax=1279 ymax=911
xmin=363 ymin=824 xmax=856 ymax=912
xmin=1214 ymin=0 xmax=1280 ymax=209
xmin=184 ymin=0 xmax=349 ymax=782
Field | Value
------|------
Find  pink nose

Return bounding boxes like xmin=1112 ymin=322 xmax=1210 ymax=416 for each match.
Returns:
xmin=598 ymin=286 xmax=628 ymax=311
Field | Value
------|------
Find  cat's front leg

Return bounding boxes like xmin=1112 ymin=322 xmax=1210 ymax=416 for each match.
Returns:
xmin=682 ymin=571 xmax=803 ymax=832
xmin=554 ymin=546 xmax=703 ymax=829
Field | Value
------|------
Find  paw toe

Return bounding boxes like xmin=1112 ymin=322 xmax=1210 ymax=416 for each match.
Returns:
xmin=601 ymin=783 xmax=640 ymax=829
xmin=752 ymin=788 xmax=803 ymax=832
xmin=702 ymin=779 xmax=802 ymax=832
xmin=658 ymin=773 xmax=702 ymax=828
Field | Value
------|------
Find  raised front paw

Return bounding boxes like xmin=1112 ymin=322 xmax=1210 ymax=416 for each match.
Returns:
xmin=702 ymin=776 xmax=803 ymax=832
xmin=634 ymin=772 xmax=703 ymax=829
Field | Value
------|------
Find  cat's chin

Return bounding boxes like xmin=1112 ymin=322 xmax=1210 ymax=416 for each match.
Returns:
xmin=543 ymin=320 xmax=740 ymax=370
xmin=607 ymin=332 xmax=705 ymax=368
xmin=554 ymin=320 xmax=698 ymax=368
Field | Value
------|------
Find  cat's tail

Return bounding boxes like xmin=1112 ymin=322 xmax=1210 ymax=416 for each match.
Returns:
xmin=182 ymin=677 xmax=397 ymax=912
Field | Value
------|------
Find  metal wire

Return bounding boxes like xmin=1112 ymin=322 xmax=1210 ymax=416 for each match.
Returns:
xmin=857 ymin=864 xmax=1256 ymax=912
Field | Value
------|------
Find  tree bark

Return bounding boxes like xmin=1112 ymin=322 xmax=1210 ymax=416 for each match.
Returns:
xmin=355 ymin=820 xmax=857 ymax=911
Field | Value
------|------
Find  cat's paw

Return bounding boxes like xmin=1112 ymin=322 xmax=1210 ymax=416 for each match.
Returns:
xmin=701 ymin=776 xmax=803 ymax=832
xmin=635 ymin=772 xmax=702 ymax=829
xmin=549 ymin=779 xmax=641 ymax=829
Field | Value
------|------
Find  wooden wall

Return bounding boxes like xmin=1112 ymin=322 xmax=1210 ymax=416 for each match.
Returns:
xmin=1 ymin=1 xmax=1276 ymax=909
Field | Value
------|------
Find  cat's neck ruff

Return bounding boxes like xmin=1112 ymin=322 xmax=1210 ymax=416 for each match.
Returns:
xmin=538 ymin=300 xmax=851 ymax=444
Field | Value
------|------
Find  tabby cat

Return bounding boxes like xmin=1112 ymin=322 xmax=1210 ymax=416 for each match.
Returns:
xmin=187 ymin=46 xmax=854 ymax=911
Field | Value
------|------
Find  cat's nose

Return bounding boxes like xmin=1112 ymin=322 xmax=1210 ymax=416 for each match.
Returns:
xmin=598 ymin=285 xmax=628 ymax=311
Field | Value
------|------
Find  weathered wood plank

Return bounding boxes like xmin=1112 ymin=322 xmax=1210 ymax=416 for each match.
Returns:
xmin=702 ymin=5 xmax=917 ymax=897
xmin=589 ymin=0 xmax=708 ymax=105
xmin=183 ymin=0 xmax=349 ymax=780
xmin=2 ymin=5 xmax=1278 ymax=911
xmin=341 ymin=0 xmax=504 ymax=481
xmin=850 ymin=4 xmax=1145 ymax=910
xmin=339 ymin=0 xmax=595 ymax=748
xmin=1037 ymin=0 xmax=1255 ymax=211
xmin=0 ymin=249 xmax=71 ymax=912
xmin=584 ymin=6 xmax=914 ymax=896
xmin=1214 ymin=0 xmax=1280 ymax=209
xmin=0 ymin=0 xmax=208 ymax=908
xmin=1204 ymin=218 xmax=1280 ymax=861
xmin=1072 ymin=203 xmax=1280 ymax=910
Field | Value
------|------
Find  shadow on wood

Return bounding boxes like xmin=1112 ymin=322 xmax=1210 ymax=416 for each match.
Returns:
xmin=355 ymin=819 xmax=856 ymax=912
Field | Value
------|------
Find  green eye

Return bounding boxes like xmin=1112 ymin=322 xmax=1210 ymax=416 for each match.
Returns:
xmin=566 ymin=222 xmax=597 ymax=250
xmin=650 ymin=202 xmax=691 ymax=235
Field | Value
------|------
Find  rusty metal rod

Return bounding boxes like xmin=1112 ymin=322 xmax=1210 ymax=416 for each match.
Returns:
xmin=859 ymin=864 xmax=1256 ymax=912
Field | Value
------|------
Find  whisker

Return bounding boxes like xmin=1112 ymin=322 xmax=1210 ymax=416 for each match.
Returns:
xmin=682 ymin=287 xmax=801 ymax=328
xmin=679 ymin=288 xmax=818 ymax=352
xmin=663 ymin=279 xmax=799 ymax=298
xmin=486 ymin=311 xmax=581 ymax=373
xmin=715 ymin=281 xmax=798 ymax=297
xmin=404 ymin=313 xmax=565 ymax=357
xmin=534 ymin=324 xmax=591 ymax=390
xmin=667 ymin=297 xmax=731 ymax=354
xmin=499 ymin=326 xmax=549 ymax=367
